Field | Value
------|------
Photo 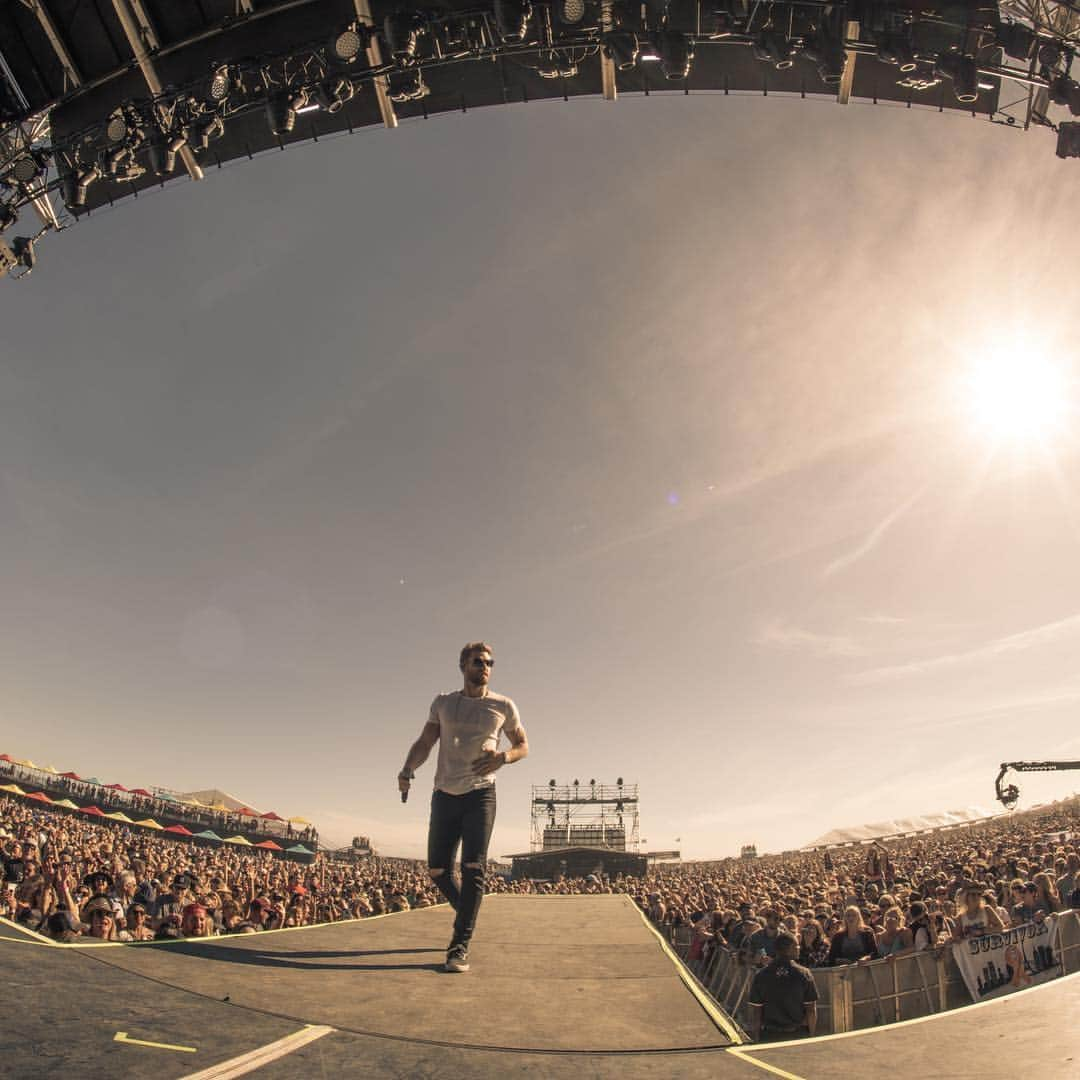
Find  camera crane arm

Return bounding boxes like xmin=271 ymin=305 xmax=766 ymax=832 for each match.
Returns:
xmin=994 ymin=761 xmax=1080 ymax=809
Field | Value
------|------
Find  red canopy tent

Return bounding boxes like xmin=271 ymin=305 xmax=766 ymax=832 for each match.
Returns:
xmin=254 ymin=840 xmax=283 ymax=850
xmin=60 ymin=771 xmax=82 ymax=780
xmin=260 ymin=811 xmax=285 ymax=821
xmin=79 ymin=806 xmax=105 ymax=816
xmin=163 ymin=825 xmax=193 ymax=836
xmin=26 ymin=791 xmax=52 ymax=803
xmin=0 ymin=754 xmax=13 ymax=762
xmin=238 ymin=807 xmax=259 ymax=816
xmin=103 ymin=783 xmax=129 ymax=791
xmin=129 ymin=788 xmax=153 ymax=797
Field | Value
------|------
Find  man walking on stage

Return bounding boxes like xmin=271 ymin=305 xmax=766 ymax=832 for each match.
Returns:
xmin=399 ymin=642 xmax=528 ymax=973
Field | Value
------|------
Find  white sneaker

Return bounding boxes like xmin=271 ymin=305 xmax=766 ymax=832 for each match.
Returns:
xmin=445 ymin=945 xmax=470 ymax=972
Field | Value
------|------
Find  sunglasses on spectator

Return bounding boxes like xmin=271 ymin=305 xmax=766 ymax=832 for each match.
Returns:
xmin=471 ymin=658 xmax=494 ymax=667
xmin=90 ymin=911 xmax=112 ymax=921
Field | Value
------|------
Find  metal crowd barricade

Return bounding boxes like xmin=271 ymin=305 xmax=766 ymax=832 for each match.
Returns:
xmin=666 ymin=910 xmax=1080 ymax=1037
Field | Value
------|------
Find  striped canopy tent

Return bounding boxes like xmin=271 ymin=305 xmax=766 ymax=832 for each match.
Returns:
xmin=163 ymin=824 xmax=193 ymax=836
xmin=104 ymin=811 xmax=134 ymax=823
xmin=79 ymin=805 xmax=105 ymax=816
xmin=53 ymin=798 xmax=79 ymax=809
xmin=287 ymin=817 xmax=310 ymax=825
xmin=129 ymin=788 xmax=153 ymax=797
xmin=286 ymin=844 xmax=312 ymax=854
xmin=237 ymin=807 xmax=259 ymax=817
xmin=59 ymin=771 xmax=81 ymax=780
xmin=260 ymin=811 xmax=285 ymax=821
xmin=254 ymin=840 xmax=283 ymax=850
xmin=195 ymin=830 xmax=222 ymax=841
xmin=26 ymin=791 xmax=52 ymax=803
xmin=18 ymin=760 xmax=36 ymax=768
xmin=135 ymin=819 xmax=164 ymax=830
xmin=0 ymin=784 xmax=26 ymax=795
xmin=222 ymin=835 xmax=252 ymax=846
xmin=103 ymin=783 xmax=129 ymax=791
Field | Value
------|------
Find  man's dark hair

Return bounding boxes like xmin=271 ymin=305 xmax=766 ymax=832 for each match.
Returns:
xmin=459 ymin=641 xmax=494 ymax=672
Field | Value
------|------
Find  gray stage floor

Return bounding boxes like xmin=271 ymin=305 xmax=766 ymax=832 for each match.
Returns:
xmin=3 ymin=895 xmax=1078 ymax=1079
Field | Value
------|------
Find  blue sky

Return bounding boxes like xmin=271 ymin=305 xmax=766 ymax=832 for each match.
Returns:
xmin=4 ymin=91 xmax=1079 ymax=859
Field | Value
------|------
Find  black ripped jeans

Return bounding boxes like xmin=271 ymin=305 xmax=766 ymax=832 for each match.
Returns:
xmin=427 ymin=785 xmax=496 ymax=950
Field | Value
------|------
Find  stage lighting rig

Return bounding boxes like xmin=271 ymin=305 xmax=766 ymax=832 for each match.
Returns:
xmin=655 ymin=30 xmax=693 ymax=80
xmin=535 ymin=49 xmax=581 ymax=77
xmin=896 ymin=63 xmax=941 ymax=92
xmin=386 ymin=68 xmax=430 ymax=102
xmin=753 ymin=27 xmax=795 ymax=69
xmin=603 ymin=31 xmax=640 ymax=69
xmin=266 ymin=89 xmax=311 ymax=135
xmin=802 ymin=15 xmax=847 ymax=86
xmin=936 ymin=52 xmax=978 ymax=102
xmin=329 ymin=25 xmax=369 ymax=65
xmin=995 ymin=22 xmax=1036 ymax=63
xmin=0 ymin=204 xmax=16 ymax=232
xmin=384 ymin=11 xmax=425 ymax=62
xmin=7 ymin=151 xmax=47 ymax=187
xmin=207 ymin=65 xmax=235 ymax=105
xmin=551 ymin=0 xmax=600 ymax=33
xmin=709 ymin=0 xmax=748 ymax=38
xmin=494 ymin=0 xmax=533 ymax=44
xmin=312 ymin=77 xmax=356 ymax=113
xmin=876 ymin=33 xmax=917 ymax=72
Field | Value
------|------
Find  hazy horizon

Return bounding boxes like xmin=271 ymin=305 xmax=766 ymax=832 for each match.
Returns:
xmin=4 ymin=89 xmax=1080 ymax=862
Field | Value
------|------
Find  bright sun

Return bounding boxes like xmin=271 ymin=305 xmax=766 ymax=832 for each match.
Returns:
xmin=962 ymin=352 xmax=1070 ymax=446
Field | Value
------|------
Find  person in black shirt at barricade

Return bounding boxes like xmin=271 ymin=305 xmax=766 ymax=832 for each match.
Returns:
xmin=747 ymin=932 xmax=819 ymax=1042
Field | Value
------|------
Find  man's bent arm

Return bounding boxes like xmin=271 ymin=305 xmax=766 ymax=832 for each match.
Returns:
xmin=403 ymin=722 xmax=440 ymax=774
xmin=503 ymin=725 xmax=529 ymax=765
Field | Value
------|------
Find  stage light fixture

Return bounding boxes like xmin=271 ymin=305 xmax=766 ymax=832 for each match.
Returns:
xmin=266 ymin=91 xmax=308 ymax=135
xmin=493 ymin=0 xmax=531 ymax=43
xmin=208 ymin=65 xmax=233 ymax=104
xmin=1038 ymin=42 xmax=1062 ymax=70
xmin=638 ymin=35 xmax=661 ymax=62
xmin=537 ymin=51 xmax=579 ymax=77
xmin=936 ymin=53 xmax=978 ymax=102
xmin=877 ymin=34 xmax=916 ymax=72
xmin=710 ymin=0 xmax=746 ymax=38
xmin=331 ymin=26 xmax=365 ymax=63
xmin=753 ymin=29 xmax=794 ymax=69
xmin=995 ymin=23 xmax=1036 ymax=62
xmin=1056 ymin=121 xmax=1080 ymax=158
xmin=603 ymin=31 xmax=639 ymax=69
xmin=386 ymin=68 xmax=429 ymax=102
xmin=803 ymin=30 xmax=845 ymax=85
xmin=313 ymin=78 xmax=356 ymax=113
xmin=10 ymin=153 xmax=45 ymax=185
xmin=195 ymin=115 xmax=225 ymax=149
xmin=105 ymin=111 xmax=128 ymax=143
xmin=555 ymin=0 xmax=587 ymax=26
xmin=656 ymin=31 xmax=693 ymax=79
xmin=384 ymin=12 xmax=422 ymax=61
xmin=64 ymin=163 xmax=102 ymax=208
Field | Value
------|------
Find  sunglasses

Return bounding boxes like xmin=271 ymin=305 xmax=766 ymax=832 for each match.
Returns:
xmin=471 ymin=658 xmax=494 ymax=668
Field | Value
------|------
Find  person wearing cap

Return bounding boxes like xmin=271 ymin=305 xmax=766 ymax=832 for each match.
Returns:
xmin=125 ymin=902 xmax=155 ymax=941
xmin=82 ymin=896 xmax=131 ymax=941
xmin=397 ymin=641 xmax=529 ymax=975
xmin=747 ymin=932 xmax=818 ymax=1041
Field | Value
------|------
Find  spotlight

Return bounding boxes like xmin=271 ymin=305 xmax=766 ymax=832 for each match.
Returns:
xmin=656 ymin=31 xmax=693 ymax=80
xmin=384 ymin=12 xmax=422 ymax=61
xmin=803 ymin=31 xmax=845 ymax=85
xmin=10 ymin=153 xmax=45 ymax=185
xmin=710 ymin=1 xmax=747 ymax=39
xmin=105 ymin=111 xmax=128 ymax=143
xmin=266 ymin=91 xmax=308 ymax=135
xmin=604 ymin=31 xmax=639 ymax=69
xmin=1056 ymin=120 xmax=1080 ymax=158
xmin=877 ymin=34 xmax=916 ymax=72
xmin=552 ymin=0 xmax=592 ymax=31
xmin=147 ymin=132 xmax=188 ymax=176
xmin=1038 ymin=41 xmax=1062 ymax=70
xmin=537 ymin=51 xmax=579 ymax=77
xmin=1049 ymin=74 xmax=1073 ymax=106
xmin=313 ymin=77 xmax=356 ymax=113
xmin=753 ymin=29 xmax=794 ymax=69
xmin=330 ymin=26 xmax=365 ymax=63
xmin=207 ymin=65 xmax=233 ymax=104
xmin=493 ymin=0 xmax=531 ymax=43
xmin=936 ymin=53 xmax=978 ymax=102
xmin=995 ymin=23 xmax=1036 ymax=62
xmin=386 ymin=68 xmax=429 ymax=102
xmin=194 ymin=115 xmax=225 ymax=149
xmin=64 ymin=163 xmax=101 ymax=208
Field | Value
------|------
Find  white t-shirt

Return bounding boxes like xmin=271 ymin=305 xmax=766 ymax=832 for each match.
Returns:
xmin=430 ymin=690 xmax=522 ymax=795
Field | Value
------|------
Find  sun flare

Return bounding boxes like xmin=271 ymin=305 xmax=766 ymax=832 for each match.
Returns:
xmin=962 ymin=351 xmax=1070 ymax=446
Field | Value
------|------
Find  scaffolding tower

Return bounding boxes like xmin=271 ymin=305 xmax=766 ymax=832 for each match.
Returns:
xmin=530 ymin=779 xmax=640 ymax=853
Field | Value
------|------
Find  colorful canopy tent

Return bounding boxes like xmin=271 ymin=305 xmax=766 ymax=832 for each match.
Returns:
xmin=0 ymin=784 xmax=26 ymax=795
xmin=209 ymin=803 xmax=229 ymax=811
xmin=222 ymin=835 xmax=252 ymax=846
xmin=59 ymin=771 xmax=81 ymax=780
xmin=288 ymin=817 xmax=310 ymax=825
xmin=103 ymin=783 xmax=129 ymax=791
xmin=0 ymin=754 xmax=13 ymax=762
xmin=195 ymin=830 xmax=222 ymax=841
xmin=53 ymin=798 xmax=79 ymax=809
xmin=20 ymin=760 xmax=36 ymax=769
xmin=129 ymin=789 xmax=153 ymax=797
xmin=163 ymin=824 xmax=193 ymax=836
xmin=157 ymin=793 xmax=179 ymax=802
xmin=286 ymin=844 xmax=312 ymax=854
xmin=84 ymin=777 xmax=101 ymax=785
xmin=182 ymin=797 xmax=206 ymax=806
xmin=254 ymin=840 xmax=283 ymax=850
xmin=260 ymin=811 xmax=285 ymax=821
xmin=26 ymin=792 xmax=52 ymax=803
xmin=43 ymin=765 xmax=58 ymax=773
xmin=104 ymin=811 xmax=133 ymax=823
xmin=79 ymin=806 xmax=105 ymax=816
xmin=237 ymin=807 xmax=259 ymax=817
xmin=135 ymin=819 xmax=163 ymax=830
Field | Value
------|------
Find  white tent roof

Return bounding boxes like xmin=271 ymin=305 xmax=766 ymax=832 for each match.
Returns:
xmin=803 ymin=806 xmax=1003 ymax=849
xmin=179 ymin=789 xmax=263 ymax=814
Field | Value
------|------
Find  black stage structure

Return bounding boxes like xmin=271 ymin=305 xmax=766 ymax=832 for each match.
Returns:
xmin=4 ymin=894 xmax=1080 ymax=1078
xmin=2 ymin=0 xmax=1080 ymax=276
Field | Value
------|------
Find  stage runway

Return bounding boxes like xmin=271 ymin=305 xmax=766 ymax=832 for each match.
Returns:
xmin=4 ymin=895 xmax=1079 ymax=1078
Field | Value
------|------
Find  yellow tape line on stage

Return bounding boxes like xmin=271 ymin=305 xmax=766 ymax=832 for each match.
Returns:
xmin=114 ymin=1031 xmax=198 ymax=1053
xmin=628 ymin=897 xmax=744 ymax=1046
xmin=726 ymin=1048 xmax=808 ymax=1080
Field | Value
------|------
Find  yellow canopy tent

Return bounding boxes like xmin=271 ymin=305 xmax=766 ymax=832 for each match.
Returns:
xmin=287 ymin=816 xmax=310 ymax=824
xmin=104 ymin=811 xmax=134 ymax=823
xmin=135 ymin=819 xmax=164 ymax=829
xmin=0 ymin=784 xmax=26 ymax=795
xmin=222 ymin=835 xmax=252 ymax=846
xmin=53 ymin=798 xmax=79 ymax=809
xmin=43 ymin=765 xmax=58 ymax=773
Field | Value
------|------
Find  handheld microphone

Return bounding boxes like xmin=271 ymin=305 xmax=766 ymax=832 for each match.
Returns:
xmin=401 ymin=789 xmax=408 ymax=804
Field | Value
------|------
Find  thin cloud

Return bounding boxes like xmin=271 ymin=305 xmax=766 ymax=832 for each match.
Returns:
xmin=822 ymin=483 xmax=929 ymax=578
xmin=754 ymin=619 xmax=868 ymax=658
xmin=849 ymin=611 xmax=1080 ymax=684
